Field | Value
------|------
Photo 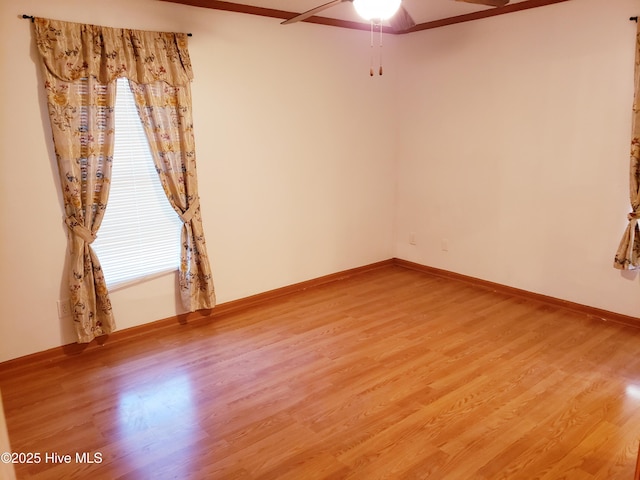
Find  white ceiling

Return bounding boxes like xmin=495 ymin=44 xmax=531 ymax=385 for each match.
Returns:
xmin=215 ymin=0 xmax=532 ymax=26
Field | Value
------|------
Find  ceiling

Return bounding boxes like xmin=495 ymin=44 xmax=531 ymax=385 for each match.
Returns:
xmin=159 ymin=0 xmax=570 ymax=33
xmin=224 ymin=0 xmax=530 ymax=24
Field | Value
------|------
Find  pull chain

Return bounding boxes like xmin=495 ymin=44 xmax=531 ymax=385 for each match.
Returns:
xmin=369 ymin=20 xmax=375 ymax=76
xmin=379 ymin=20 xmax=383 ymax=76
xmin=369 ymin=20 xmax=384 ymax=77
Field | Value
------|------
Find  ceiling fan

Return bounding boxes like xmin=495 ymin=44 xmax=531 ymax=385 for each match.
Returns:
xmin=281 ymin=0 xmax=510 ymax=32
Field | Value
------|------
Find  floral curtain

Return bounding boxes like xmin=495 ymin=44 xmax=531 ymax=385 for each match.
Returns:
xmin=614 ymin=22 xmax=640 ymax=269
xmin=41 ymin=69 xmax=117 ymax=343
xmin=130 ymin=79 xmax=216 ymax=311
xmin=33 ymin=18 xmax=193 ymax=86
xmin=34 ymin=17 xmax=215 ymax=342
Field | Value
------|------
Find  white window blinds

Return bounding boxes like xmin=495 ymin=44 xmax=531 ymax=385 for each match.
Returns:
xmin=93 ymin=78 xmax=182 ymax=288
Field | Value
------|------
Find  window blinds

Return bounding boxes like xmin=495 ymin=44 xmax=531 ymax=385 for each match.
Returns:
xmin=93 ymin=78 xmax=182 ymax=288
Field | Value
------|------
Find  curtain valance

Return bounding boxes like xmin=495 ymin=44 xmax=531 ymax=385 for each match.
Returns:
xmin=33 ymin=17 xmax=193 ymax=86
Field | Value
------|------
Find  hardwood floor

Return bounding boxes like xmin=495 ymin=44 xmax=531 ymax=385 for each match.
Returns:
xmin=2 ymin=265 xmax=640 ymax=479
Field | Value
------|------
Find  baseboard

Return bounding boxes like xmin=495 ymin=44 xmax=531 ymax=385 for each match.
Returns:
xmin=208 ymin=259 xmax=394 ymax=319
xmin=3 ymin=257 xmax=639 ymax=372
xmin=0 ymin=259 xmax=394 ymax=372
xmin=393 ymin=258 xmax=640 ymax=329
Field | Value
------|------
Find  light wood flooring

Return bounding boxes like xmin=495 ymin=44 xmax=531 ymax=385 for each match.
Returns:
xmin=2 ymin=265 xmax=640 ymax=479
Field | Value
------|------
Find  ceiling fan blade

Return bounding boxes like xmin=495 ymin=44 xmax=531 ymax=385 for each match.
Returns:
xmin=455 ymin=0 xmax=509 ymax=6
xmin=281 ymin=0 xmax=350 ymax=25
xmin=389 ymin=4 xmax=416 ymax=32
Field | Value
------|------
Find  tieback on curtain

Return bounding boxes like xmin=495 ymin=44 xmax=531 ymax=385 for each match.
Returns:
xmin=629 ymin=212 xmax=640 ymax=221
xmin=65 ymin=216 xmax=96 ymax=244
xmin=180 ymin=198 xmax=200 ymax=223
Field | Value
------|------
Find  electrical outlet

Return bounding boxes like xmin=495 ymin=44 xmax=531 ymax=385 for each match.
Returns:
xmin=441 ymin=238 xmax=449 ymax=252
xmin=57 ymin=299 xmax=72 ymax=318
xmin=409 ymin=232 xmax=416 ymax=245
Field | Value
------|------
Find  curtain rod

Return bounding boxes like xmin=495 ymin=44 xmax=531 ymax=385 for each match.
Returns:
xmin=21 ymin=13 xmax=635 ymax=27
xmin=20 ymin=15 xmax=193 ymax=36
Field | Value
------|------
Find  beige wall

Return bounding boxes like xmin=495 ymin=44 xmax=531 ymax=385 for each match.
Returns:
xmin=1 ymin=0 xmax=638 ymax=363
xmin=394 ymin=0 xmax=640 ymax=317
xmin=0 ymin=0 xmax=397 ymax=362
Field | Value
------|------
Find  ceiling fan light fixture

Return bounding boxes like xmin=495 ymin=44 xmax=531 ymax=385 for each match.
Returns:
xmin=353 ymin=0 xmax=402 ymax=21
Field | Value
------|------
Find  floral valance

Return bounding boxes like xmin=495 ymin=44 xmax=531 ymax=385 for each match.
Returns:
xmin=33 ymin=17 xmax=193 ymax=86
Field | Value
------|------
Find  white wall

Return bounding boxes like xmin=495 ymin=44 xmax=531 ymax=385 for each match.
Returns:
xmin=1 ymin=0 xmax=639 ymax=363
xmin=394 ymin=0 xmax=640 ymax=316
xmin=0 ymin=0 xmax=397 ymax=362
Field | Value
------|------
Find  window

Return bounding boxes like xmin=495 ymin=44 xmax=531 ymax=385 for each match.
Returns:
xmin=92 ymin=78 xmax=183 ymax=288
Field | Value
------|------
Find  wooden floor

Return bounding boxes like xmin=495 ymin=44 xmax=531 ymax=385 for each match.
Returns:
xmin=2 ymin=265 xmax=640 ymax=479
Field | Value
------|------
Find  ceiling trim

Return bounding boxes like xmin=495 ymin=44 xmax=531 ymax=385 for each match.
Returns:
xmin=158 ymin=0 xmax=572 ymax=34
xmin=159 ymin=0 xmax=384 ymax=32
xmin=405 ymin=0 xmax=571 ymax=33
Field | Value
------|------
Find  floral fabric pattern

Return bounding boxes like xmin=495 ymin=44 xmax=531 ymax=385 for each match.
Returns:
xmin=130 ymin=79 xmax=216 ymax=311
xmin=33 ymin=17 xmax=192 ymax=86
xmin=614 ymin=22 xmax=640 ymax=269
xmin=43 ymin=74 xmax=117 ymax=343
xmin=34 ymin=17 xmax=215 ymax=342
